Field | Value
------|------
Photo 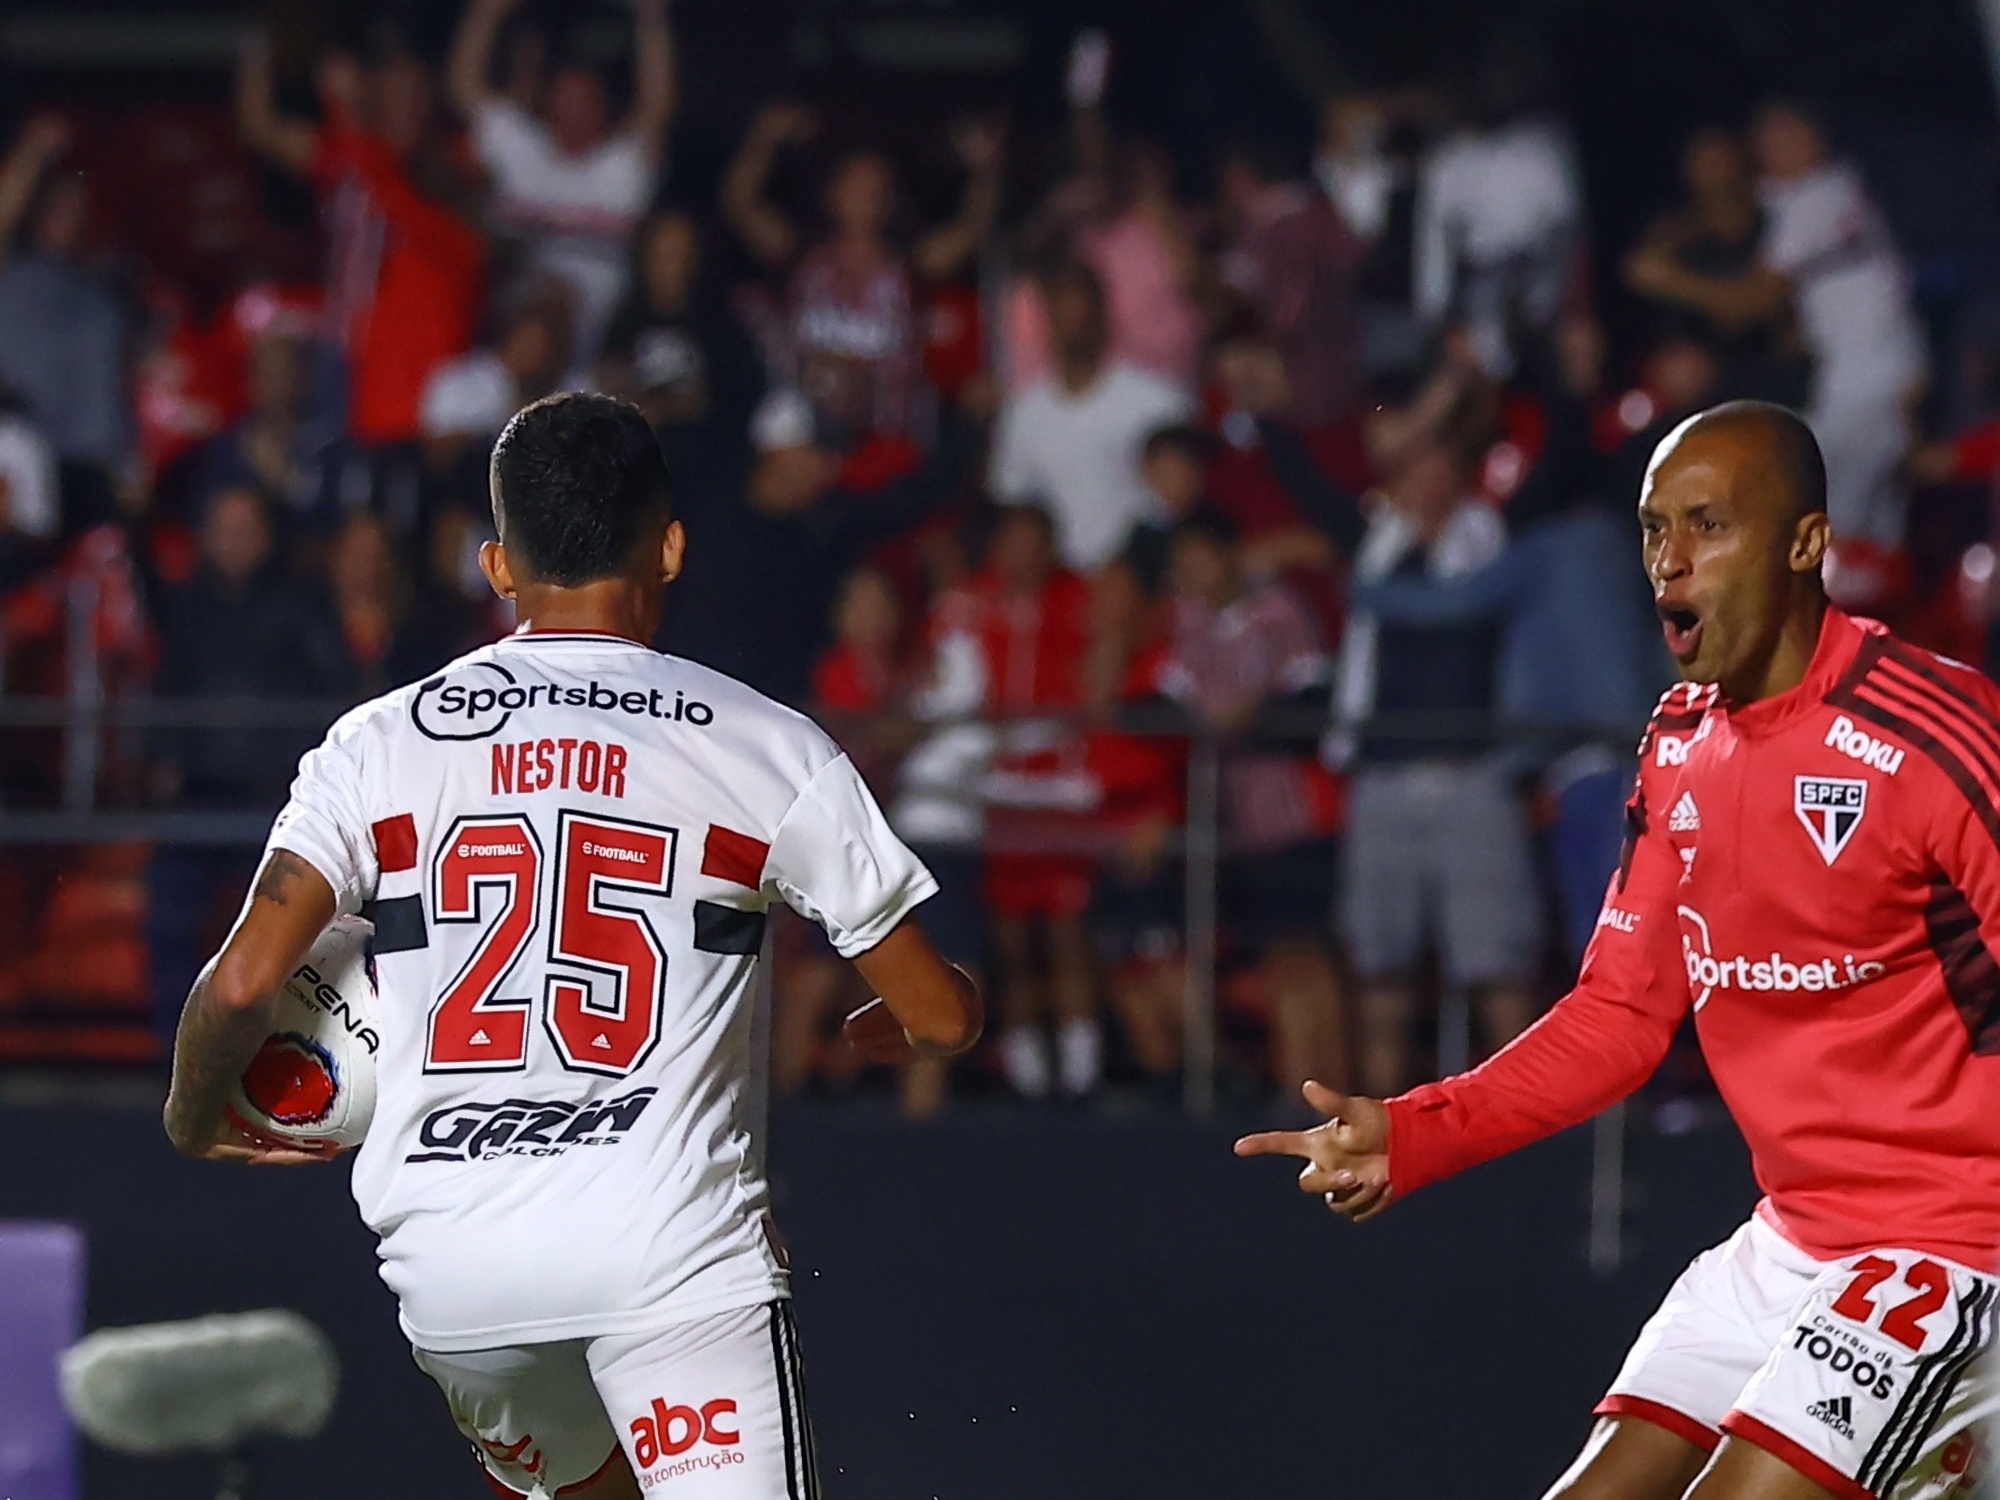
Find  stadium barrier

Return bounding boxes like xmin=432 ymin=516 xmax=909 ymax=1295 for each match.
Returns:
xmin=0 ymin=579 xmax=1650 ymax=1268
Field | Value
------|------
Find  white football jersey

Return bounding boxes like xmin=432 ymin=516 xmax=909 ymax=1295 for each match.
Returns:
xmin=264 ymin=631 xmax=937 ymax=1353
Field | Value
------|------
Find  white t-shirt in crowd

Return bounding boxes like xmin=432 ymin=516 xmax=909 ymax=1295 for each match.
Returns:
xmin=419 ymin=352 xmax=588 ymax=441
xmin=265 ymin=632 xmax=937 ymax=1352
xmin=988 ymin=360 xmax=1191 ymax=569
xmin=1413 ymin=119 xmax=1580 ymax=323
xmin=1761 ymin=161 xmax=1926 ymax=410
xmin=472 ymin=101 xmax=659 ymax=358
xmin=0 ymin=413 xmax=58 ymax=538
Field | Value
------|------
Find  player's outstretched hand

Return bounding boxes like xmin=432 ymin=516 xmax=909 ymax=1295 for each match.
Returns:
xmin=1234 ymin=1081 xmax=1394 ymax=1222
xmin=842 ymin=997 xmax=915 ymax=1064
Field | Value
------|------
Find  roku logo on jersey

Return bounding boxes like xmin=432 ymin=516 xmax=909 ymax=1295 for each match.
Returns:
xmin=1825 ymin=715 xmax=1905 ymax=775
xmin=412 ymin=661 xmax=713 ymax=741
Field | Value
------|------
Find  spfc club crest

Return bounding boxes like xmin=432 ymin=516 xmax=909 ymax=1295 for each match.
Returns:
xmin=1795 ymin=776 xmax=1867 ymax=865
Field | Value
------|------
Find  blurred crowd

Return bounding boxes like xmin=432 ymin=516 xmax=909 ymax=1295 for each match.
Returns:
xmin=2 ymin=9 xmax=1997 ymax=1113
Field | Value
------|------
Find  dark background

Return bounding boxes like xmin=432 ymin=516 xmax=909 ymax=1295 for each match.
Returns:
xmin=0 ymin=1096 xmax=1758 ymax=1499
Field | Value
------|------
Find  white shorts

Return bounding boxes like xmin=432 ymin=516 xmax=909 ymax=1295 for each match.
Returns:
xmin=414 ymin=1300 xmax=819 ymax=1498
xmin=1599 ymin=1215 xmax=1999 ymax=1499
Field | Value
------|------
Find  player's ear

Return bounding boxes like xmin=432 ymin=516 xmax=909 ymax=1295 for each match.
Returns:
xmin=478 ymin=540 xmax=516 ymax=602
xmin=1789 ymin=511 xmax=1831 ymax=576
xmin=660 ymin=519 xmax=686 ymax=585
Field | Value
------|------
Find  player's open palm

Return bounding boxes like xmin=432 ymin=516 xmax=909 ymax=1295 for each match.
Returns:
xmin=1235 ymin=1081 xmax=1394 ymax=1222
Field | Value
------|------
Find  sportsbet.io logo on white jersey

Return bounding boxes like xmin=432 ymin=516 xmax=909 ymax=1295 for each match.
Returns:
xmin=413 ymin=659 xmax=715 ymax=741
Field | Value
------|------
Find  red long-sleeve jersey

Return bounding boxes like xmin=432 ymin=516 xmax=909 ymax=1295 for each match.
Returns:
xmin=1388 ymin=609 xmax=2000 ymax=1265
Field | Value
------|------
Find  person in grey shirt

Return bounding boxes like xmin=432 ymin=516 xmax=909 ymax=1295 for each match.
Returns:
xmin=0 ymin=115 xmax=128 ymax=480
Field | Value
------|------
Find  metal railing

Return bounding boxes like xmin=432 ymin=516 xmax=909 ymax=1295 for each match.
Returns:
xmin=0 ymin=582 xmax=1650 ymax=1271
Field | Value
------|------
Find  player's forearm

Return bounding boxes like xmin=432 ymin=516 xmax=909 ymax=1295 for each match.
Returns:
xmin=628 ymin=0 xmax=676 ymax=146
xmin=1385 ymin=994 xmax=1674 ymax=1197
xmin=446 ymin=0 xmax=507 ymax=119
xmin=164 ymin=963 xmax=282 ymax=1154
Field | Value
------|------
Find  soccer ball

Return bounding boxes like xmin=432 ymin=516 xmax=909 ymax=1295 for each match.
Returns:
xmin=228 ymin=915 xmax=380 ymax=1150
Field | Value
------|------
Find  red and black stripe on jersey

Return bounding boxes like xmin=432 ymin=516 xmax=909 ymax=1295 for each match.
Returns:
xmin=1829 ymin=634 xmax=2000 ymax=1052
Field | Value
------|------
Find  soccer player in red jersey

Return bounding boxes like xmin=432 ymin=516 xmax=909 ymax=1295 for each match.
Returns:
xmin=1238 ymin=402 xmax=2000 ymax=1500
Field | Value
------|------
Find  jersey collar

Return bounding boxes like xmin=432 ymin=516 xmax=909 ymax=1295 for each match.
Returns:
xmin=1721 ymin=606 xmax=1866 ymax=737
xmin=495 ymin=629 xmax=652 ymax=650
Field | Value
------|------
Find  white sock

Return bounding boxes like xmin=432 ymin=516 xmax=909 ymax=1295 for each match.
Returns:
xmin=1057 ymin=1017 xmax=1102 ymax=1097
xmin=1000 ymin=1026 xmax=1052 ymax=1099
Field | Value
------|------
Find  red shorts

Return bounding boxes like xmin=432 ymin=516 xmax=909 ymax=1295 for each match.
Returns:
xmin=982 ymin=854 xmax=1095 ymax=919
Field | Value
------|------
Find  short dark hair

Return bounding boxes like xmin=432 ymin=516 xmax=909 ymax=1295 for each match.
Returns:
xmin=491 ymin=393 xmax=672 ymax=586
xmin=1143 ymin=424 xmax=1217 ymax=465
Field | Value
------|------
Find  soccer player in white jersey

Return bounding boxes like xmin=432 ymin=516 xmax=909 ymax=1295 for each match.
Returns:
xmin=164 ymin=392 xmax=983 ymax=1500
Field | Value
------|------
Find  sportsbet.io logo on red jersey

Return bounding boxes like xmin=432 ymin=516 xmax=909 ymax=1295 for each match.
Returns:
xmin=1678 ymin=905 xmax=1886 ymax=1009
xmin=412 ymin=661 xmax=713 ymax=742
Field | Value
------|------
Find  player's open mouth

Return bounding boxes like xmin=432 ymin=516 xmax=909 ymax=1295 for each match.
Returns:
xmin=1658 ymin=603 xmax=1703 ymax=660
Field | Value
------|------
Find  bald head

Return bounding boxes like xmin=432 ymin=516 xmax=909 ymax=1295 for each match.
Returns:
xmin=1649 ymin=401 xmax=1827 ymax=533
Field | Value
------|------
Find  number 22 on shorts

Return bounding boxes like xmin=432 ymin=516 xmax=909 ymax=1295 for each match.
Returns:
xmin=1828 ymin=1254 xmax=1952 ymax=1351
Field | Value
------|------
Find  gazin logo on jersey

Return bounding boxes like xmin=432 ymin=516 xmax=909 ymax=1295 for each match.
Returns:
xmin=404 ymin=1087 xmax=656 ymax=1162
xmin=412 ymin=661 xmax=713 ymax=742
xmin=1679 ymin=905 xmax=1884 ymax=1009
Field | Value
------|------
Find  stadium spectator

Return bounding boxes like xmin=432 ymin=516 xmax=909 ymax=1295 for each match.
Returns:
xmin=1216 ymin=137 xmax=1365 ymax=424
xmin=1412 ymin=41 xmax=1582 ymax=378
xmin=722 ymin=104 xmax=1003 ymax=445
xmin=0 ymin=410 xmax=61 ymax=589
xmin=1156 ymin=511 xmax=1346 ymax=1100
xmin=236 ymin=35 xmax=484 ymax=457
xmin=1315 ymin=92 xmax=1432 ymax=376
xmin=967 ymin=505 xmax=1104 ymax=1099
xmin=1329 ymin=430 xmax=1542 ymax=1095
xmin=447 ymin=0 xmax=676 ymax=363
xmin=0 ymin=114 xmax=130 ymax=479
xmin=1622 ymin=127 xmax=1805 ymax=405
xmin=145 ymin=483 xmax=351 ymax=1037
xmin=1007 ymin=45 xmax=1202 ymax=395
xmin=419 ymin=281 xmax=581 ymax=467
xmin=327 ymin=510 xmax=464 ymax=696
xmin=598 ymin=208 xmax=766 ymax=479
xmin=989 ymin=261 xmax=1191 ymax=569
xmin=662 ymin=385 xmax=985 ymax=703
xmin=190 ymin=297 xmax=347 ymax=531
xmin=1117 ymin=425 xmax=1217 ymax=594
xmin=1618 ymin=101 xmax=1924 ymax=549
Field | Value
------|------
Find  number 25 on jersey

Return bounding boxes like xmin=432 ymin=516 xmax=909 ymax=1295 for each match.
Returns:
xmin=427 ymin=810 xmax=680 ymax=1078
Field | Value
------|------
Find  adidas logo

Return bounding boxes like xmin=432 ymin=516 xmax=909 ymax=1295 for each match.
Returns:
xmin=1668 ymin=792 xmax=1701 ymax=833
xmin=469 ymin=1028 xmax=491 ymax=1046
xmin=1807 ymin=1395 xmax=1854 ymax=1438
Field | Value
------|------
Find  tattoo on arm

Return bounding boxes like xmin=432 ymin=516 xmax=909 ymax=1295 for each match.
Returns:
xmin=163 ymin=964 xmax=275 ymax=1154
xmin=253 ymin=850 xmax=316 ymax=908
xmin=163 ymin=851 xmax=330 ymax=1154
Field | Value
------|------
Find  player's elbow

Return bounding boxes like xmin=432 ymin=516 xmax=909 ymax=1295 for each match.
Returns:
xmin=907 ymin=969 xmax=984 ymax=1056
xmin=200 ymin=950 xmax=287 ymax=1019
